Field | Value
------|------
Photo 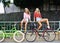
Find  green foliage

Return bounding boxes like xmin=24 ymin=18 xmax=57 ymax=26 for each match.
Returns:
xmin=2 ymin=0 xmax=10 ymax=7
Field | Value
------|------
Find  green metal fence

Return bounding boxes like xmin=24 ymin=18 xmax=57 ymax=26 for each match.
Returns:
xmin=0 ymin=21 xmax=59 ymax=31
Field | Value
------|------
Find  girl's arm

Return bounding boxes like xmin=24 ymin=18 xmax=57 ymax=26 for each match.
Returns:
xmin=34 ymin=12 xmax=36 ymax=22
xmin=29 ymin=13 xmax=31 ymax=21
xmin=34 ymin=17 xmax=35 ymax=22
xmin=24 ymin=13 xmax=26 ymax=19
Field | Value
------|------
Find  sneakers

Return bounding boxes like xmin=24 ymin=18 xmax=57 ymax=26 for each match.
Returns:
xmin=47 ymin=26 xmax=50 ymax=29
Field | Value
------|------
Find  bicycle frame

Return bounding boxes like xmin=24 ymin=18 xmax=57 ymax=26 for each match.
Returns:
xmin=0 ymin=24 xmax=17 ymax=38
xmin=25 ymin=22 xmax=56 ymax=42
xmin=0 ymin=23 xmax=25 ymax=42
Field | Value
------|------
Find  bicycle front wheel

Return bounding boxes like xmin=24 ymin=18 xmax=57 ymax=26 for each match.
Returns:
xmin=0 ymin=31 xmax=4 ymax=42
xmin=43 ymin=28 xmax=56 ymax=42
xmin=13 ymin=31 xmax=25 ymax=42
xmin=25 ymin=30 xmax=37 ymax=42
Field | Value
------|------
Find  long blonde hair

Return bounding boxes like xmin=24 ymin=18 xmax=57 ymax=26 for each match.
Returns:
xmin=35 ymin=8 xmax=40 ymax=14
xmin=24 ymin=8 xmax=30 ymax=14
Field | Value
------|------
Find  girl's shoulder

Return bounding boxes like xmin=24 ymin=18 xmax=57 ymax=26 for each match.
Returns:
xmin=24 ymin=12 xmax=26 ymax=14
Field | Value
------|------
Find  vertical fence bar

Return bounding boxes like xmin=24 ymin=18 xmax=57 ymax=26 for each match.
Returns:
xmin=58 ymin=21 xmax=60 ymax=40
xmin=54 ymin=21 xmax=55 ymax=31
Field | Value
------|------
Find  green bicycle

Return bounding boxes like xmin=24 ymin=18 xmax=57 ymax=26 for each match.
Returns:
xmin=0 ymin=23 xmax=25 ymax=42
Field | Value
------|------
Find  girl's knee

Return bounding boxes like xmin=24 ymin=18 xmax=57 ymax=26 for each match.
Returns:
xmin=21 ymin=20 xmax=23 ymax=23
xmin=38 ymin=22 xmax=42 ymax=27
xmin=25 ymin=22 xmax=28 ymax=25
xmin=40 ymin=24 xmax=42 ymax=27
xmin=46 ymin=18 xmax=48 ymax=21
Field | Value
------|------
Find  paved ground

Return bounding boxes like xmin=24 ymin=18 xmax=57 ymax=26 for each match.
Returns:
xmin=0 ymin=41 xmax=60 ymax=43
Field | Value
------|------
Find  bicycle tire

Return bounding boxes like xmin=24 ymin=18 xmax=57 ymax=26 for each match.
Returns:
xmin=0 ymin=31 xmax=4 ymax=42
xmin=43 ymin=28 xmax=56 ymax=42
xmin=13 ymin=31 xmax=25 ymax=42
xmin=25 ymin=30 xmax=37 ymax=42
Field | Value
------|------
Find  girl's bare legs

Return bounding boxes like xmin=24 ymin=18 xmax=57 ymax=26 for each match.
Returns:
xmin=21 ymin=21 xmax=23 ymax=31
xmin=25 ymin=22 xmax=28 ymax=32
xmin=40 ymin=18 xmax=50 ymax=29
xmin=38 ymin=21 xmax=42 ymax=30
xmin=36 ymin=21 xmax=42 ymax=36
xmin=36 ymin=18 xmax=50 ymax=36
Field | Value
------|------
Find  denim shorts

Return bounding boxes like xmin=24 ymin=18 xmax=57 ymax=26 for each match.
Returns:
xmin=36 ymin=17 xmax=42 ymax=21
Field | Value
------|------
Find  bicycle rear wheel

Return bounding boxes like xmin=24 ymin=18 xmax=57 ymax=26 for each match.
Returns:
xmin=25 ymin=30 xmax=37 ymax=42
xmin=0 ymin=31 xmax=4 ymax=42
xmin=13 ymin=31 xmax=25 ymax=42
xmin=43 ymin=28 xmax=56 ymax=42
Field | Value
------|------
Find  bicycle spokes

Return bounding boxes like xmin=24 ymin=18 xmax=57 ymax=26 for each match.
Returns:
xmin=13 ymin=31 xmax=24 ymax=42
xmin=43 ymin=30 xmax=56 ymax=42
xmin=25 ymin=30 xmax=36 ymax=42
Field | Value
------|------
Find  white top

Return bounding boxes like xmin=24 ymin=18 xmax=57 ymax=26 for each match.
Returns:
xmin=23 ymin=12 xmax=30 ymax=20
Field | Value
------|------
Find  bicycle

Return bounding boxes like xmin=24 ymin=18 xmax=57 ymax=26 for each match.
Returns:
xmin=25 ymin=21 xmax=56 ymax=42
xmin=0 ymin=23 xmax=25 ymax=42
